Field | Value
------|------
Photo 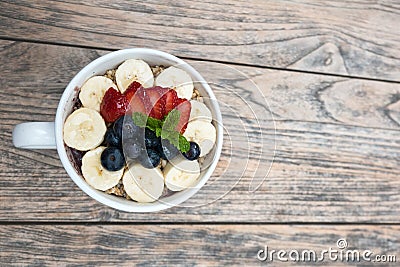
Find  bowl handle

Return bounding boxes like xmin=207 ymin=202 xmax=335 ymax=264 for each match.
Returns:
xmin=12 ymin=122 xmax=56 ymax=149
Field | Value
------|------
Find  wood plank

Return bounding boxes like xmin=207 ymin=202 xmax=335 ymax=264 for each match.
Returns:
xmin=1 ymin=41 xmax=400 ymax=222
xmin=0 ymin=0 xmax=399 ymax=81
xmin=0 ymin=224 xmax=398 ymax=265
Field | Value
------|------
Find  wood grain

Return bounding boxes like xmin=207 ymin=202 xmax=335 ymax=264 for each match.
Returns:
xmin=0 ymin=224 xmax=398 ymax=266
xmin=1 ymin=41 xmax=399 ymax=222
xmin=0 ymin=0 xmax=399 ymax=81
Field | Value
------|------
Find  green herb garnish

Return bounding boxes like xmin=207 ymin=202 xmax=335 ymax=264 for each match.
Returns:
xmin=132 ymin=111 xmax=190 ymax=153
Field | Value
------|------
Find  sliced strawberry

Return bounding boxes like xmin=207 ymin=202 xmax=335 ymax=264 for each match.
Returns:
xmin=163 ymin=89 xmax=178 ymax=117
xmin=124 ymin=81 xmax=142 ymax=103
xmin=136 ymin=87 xmax=152 ymax=115
xmin=146 ymin=87 xmax=165 ymax=119
xmin=174 ymin=98 xmax=191 ymax=134
xmin=155 ymin=86 xmax=169 ymax=117
xmin=128 ymin=87 xmax=147 ymax=115
xmin=155 ymin=86 xmax=169 ymax=99
xmin=100 ymin=87 xmax=129 ymax=123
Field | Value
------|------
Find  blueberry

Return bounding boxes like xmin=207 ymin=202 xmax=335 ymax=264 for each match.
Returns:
xmin=123 ymin=139 xmax=144 ymax=159
xmin=159 ymin=139 xmax=179 ymax=160
xmin=114 ymin=115 xmax=141 ymax=140
xmin=113 ymin=116 xmax=124 ymax=138
xmin=139 ymin=148 xmax=161 ymax=169
xmin=101 ymin=147 xmax=125 ymax=171
xmin=182 ymin=141 xmax=201 ymax=161
xmin=145 ymin=128 xmax=161 ymax=148
xmin=104 ymin=128 xmax=121 ymax=147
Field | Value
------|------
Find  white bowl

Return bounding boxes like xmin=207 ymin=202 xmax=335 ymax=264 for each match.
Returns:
xmin=55 ymin=48 xmax=223 ymax=212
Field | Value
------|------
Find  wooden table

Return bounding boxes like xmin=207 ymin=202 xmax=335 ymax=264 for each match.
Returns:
xmin=1 ymin=0 xmax=399 ymax=265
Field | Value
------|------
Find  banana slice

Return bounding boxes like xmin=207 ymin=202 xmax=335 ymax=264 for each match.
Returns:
xmin=63 ymin=108 xmax=106 ymax=151
xmin=164 ymin=157 xmax=201 ymax=191
xmin=115 ymin=59 xmax=154 ymax=92
xmin=155 ymin=66 xmax=194 ymax=100
xmin=189 ymin=100 xmax=212 ymax=123
xmin=122 ymin=163 xmax=164 ymax=203
xmin=79 ymin=76 xmax=117 ymax=111
xmin=183 ymin=120 xmax=216 ymax=157
xmin=82 ymin=146 xmax=124 ymax=191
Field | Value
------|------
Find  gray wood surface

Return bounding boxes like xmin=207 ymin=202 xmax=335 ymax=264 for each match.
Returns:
xmin=0 ymin=224 xmax=398 ymax=266
xmin=1 ymin=1 xmax=399 ymax=264
xmin=1 ymin=41 xmax=399 ymax=222
xmin=0 ymin=0 xmax=399 ymax=81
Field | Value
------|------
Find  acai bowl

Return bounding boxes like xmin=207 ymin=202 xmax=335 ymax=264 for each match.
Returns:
xmin=57 ymin=49 xmax=223 ymax=212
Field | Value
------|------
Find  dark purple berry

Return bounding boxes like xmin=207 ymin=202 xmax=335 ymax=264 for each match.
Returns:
xmin=159 ymin=139 xmax=179 ymax=160
xmin=101 ymin=147 xmax=125 ymax=171
xmin=145 ymin=128 xmax=161 ymax=148
xmin=114 ymin=115 xmax=141 ymax=140
xmin=104 ymin=128 xmax=121 ymax=147
xmin=139 ymin=148 xmax=161 ymax=169
xmin=182 ymin=141 xmax=201 ymax=161
xmin=124 ymin=140 xmax=144 ymax=159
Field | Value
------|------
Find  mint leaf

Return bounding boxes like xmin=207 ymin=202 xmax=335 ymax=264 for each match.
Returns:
xmin=178 ymin=135 xmax=190 ymax=153
xmin=132 ymin=112 xmax=147 ymax=127
xmin=132 ymin=111 xmax=190 ymax=153
xmin=161 ymin=110 xmax=190 ymax=152
xmin=155 ymin=127 xmax=162 ymax=137
xmin=132 ymin=112 xmax=162 ymax=131
xmin=147 ymin=117 xmax=162 ymax=132
xmin=163 ymin=109 xmax=180 ymax=132
xmin=160 ymin=129 xmax=190 ymax=153
xmin=161 ymin=130 xmax=179 ymax=147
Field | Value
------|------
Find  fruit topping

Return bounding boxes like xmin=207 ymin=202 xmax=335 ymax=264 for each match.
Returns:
xmin=159 ymin=139 xmax=179 ymax=160
xmin=146 ymin=86 xmax=165 ymax=119
xmin=127 ymin=87 xmax=147 ymax=114
xmin=124 ymin=142 xmax=144 ymax=159
xmin=82 ymin=146 xmax=124 ymax=191
xmin=174 ymin=98 xmax=191 ymax=134
xmin=63 ymin=108 xmax=107 ymax=151
xmin=155 ymin=66 xmax=194 ymax=100
xmin=100 ymin=88 xmax=129 ymax=123
xmin=145 ymin=128 xmax=161 ymax=148
xmin=115 ymin=59 xmax=154 ymax=92
xmin=104 ymin=128 xmax=121 ymax=147
xmin=182 ymin=141 xmax=201 ymax=161
xmin=63 ymin=60 xmax=222 ymax=202
xmin=139 ymin=148 xmax=161 ymax=169
xmin=189 ymin=100 xmax=212 ymax=122
xmin=122 ymin=163 xmax=164 ymax=203
xmin=163 ymin=89 xmax=178 ymax=115
xmin=124 ymin=81 xmax=142 ymax=101
xmin=101 ymin=146 xmax=125 ymax=171
xmin=114 ymin=115 xmax=141 ymax=141
xmin=79 ymin=76 xmax=117 ymax=112
xmin=164 ymin=157 xmax=201 ymax=191
xmin=183 ymin=120 xmax=216 ymax=157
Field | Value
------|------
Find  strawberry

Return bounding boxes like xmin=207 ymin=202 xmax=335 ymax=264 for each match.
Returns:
xmin=100 ymin=87 xmax=129 ymax=123
xmin=124 ymin=81 xmax=142 ymax=103
xmin=174 ymin=98 xmax=191 ymax=134
xmin=113 ymin=84 xmax=191 ymax=134
xmin=128 ymin=87 xmax=147 ymax=114
xmin=135 ymin=87 xmax=152 ymax=115
xmin=155 ymin=86 xmax=169 ymax=100
xmin=156 ymin=87 xmax=169 ymax=118
xmin=163 ymin=89 xmax=178 ymax=117
xmin=146 ymin=87 xmax=165 ymax=119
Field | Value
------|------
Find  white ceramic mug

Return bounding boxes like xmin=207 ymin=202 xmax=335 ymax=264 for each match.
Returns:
xmin=12 ymin=48 xmax=223 ymax=212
